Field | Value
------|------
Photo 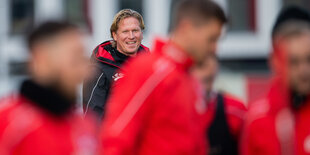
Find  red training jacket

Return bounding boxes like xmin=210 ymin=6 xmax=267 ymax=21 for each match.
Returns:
xmin=241 ymin=78 xmax=310 ymax=155
xmin=0 ymin=96 xmax=98 ymax=155
xmin=101 ymin=39 xmax=208 ymax=155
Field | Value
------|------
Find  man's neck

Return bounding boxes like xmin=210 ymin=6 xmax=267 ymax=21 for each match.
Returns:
xmin=170 ymin=33 xmax=192 ymax=58
xmin=116 ymin=47 xmax=137 ymax=57
xmin=32 ymin=76 xmax=76 ymax=103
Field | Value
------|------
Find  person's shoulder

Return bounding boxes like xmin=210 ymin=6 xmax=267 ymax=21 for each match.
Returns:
xmin=116 ymin=51 xmax=177 ymax=91
xmin=0 ymin=95 xmax=16 ymax=114
xmin=122 ymin=51 xmax=160 ymax=72
xmin=91 ymin=40 xmax=115 ymax=62
xmin=96 ymin=40 xmax=113 ymax=49
xmin=139 ymin=44 xmax=150 ymax=53
xmin=223 ymin=93 xmax=247 ymax=111
xmin=119 ymin=39 xmax=177 ymax=82
xmin=0 ymin=95 xmax=31 ymax=118
xmin=0 ymin=95 xmax=44 ymax=139
xmin=244 ymin=100 xmax=277 ymax=141
xmin=245 ymin=97 xmax=273 ymax=127
xmin=220 ymin=93 xmax=247 ymax=121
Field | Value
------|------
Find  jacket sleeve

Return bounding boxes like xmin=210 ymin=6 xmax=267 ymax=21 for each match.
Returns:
xmin=83 ymin=65 xmax=109 ymax=119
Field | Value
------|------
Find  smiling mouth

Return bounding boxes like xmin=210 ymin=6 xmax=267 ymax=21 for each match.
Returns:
xmin=126 ymin=41 xmax=137 ymax=45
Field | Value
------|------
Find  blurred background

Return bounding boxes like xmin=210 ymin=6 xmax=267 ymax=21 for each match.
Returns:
xmin=0 ymin=0 xmax=309 ymax=105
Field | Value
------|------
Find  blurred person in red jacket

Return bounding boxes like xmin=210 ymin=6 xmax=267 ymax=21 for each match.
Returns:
xmin=192 ymin=53 xmax=247 ymax=155
xmin=100 ymin=0 xmax=227 ymax=154
xmin=0 ymin=21 xmax=98 ymax=155
xmin=241 ymin=6 xmax=310 ymax=155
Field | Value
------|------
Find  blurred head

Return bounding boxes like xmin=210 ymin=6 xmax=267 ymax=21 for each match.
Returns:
xmin=192 ymin=53 xmax=218 ymax=94
xmin=110 ymin=9 xmax=144 ymax=56
xmin=28 ymin=21 xmax=88 ymax=100
xmin=170 ymin=0 xmax=227 ymax=65
xmin=272 ymin=10 xmax=310 ymax=96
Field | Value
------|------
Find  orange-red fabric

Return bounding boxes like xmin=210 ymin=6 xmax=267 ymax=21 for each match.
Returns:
xmin=241 ymin=77 xmax=310 ymax=155
xmin=100 ymin=39 xmax=208 ymax=155
xmin=0 ymin=96 xmax=98 ymax=155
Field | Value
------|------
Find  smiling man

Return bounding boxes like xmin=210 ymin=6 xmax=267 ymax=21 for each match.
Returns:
xmin=83 ymin=9 xmax=149 ymax=119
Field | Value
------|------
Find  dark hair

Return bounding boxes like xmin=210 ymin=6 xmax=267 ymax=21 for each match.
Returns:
xmin=272 ymin=6 xmax=310 ymax=38
xmin=170 ymin=0 xmax=227 ymax=31
xmin=27 ymin=21 xmax=77 ymax=50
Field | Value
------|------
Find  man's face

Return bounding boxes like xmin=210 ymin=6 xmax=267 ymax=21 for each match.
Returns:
xmin=186 ymin=19 xmax=223 ymax=65
xmin=34 ymin=30 xmax=89 ymax=99
xmin=285 ymin=34 xmax=310 ymax=95
xmin=192 ymin=55 xmax=218 ymax=94
xmin=113 ymin=17 xmax=143 ymax=56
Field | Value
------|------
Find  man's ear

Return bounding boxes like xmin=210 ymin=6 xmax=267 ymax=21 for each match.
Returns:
xmin=269 ymin=52 xmax=278 ymax=73
xmin=270 ymin=50 xmax=286 ymax=78
xmin=271 ymin=39 xmax=289 ymax=76
xmin=112 ymin=32 xmax=117 ymax=41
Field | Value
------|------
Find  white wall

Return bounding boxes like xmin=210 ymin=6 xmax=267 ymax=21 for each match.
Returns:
xmin=0 ymin=0 xmax=284 ymax=98
xmin=217 ymin=0 xmax=282 ymax=59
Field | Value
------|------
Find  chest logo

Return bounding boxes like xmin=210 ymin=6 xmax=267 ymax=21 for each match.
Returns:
xmin=112 ymin=73 xmax=124 ymax=81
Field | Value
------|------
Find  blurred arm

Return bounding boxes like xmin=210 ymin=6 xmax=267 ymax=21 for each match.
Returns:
xmin=83 ymin=65 xmax=108 ymax=119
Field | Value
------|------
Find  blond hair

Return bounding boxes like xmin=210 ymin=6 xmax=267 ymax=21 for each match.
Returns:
xmin=110 ymin=9 xmax=145 ymax=39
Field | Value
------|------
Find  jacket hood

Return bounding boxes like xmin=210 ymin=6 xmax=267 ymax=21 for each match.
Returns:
xmin=20 ymin=79 xmax=74 ymax=117
xmin=92 ymin=40 xmax=149 ymax=67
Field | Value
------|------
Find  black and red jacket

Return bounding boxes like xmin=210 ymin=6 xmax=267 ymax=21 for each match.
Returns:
xmin=83 ymin=40 xmax=149 ymax=119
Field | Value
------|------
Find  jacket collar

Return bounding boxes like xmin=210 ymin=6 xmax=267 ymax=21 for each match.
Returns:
xmin=93 ymin=40 xmax=149 ymax=67
xmin=103 ymin=42 xmax=129 ymax=64
xmin=268 ymin=77 xmax=310 ymax=112
xmin=154 ymin=39 xmax=194 ymax=71
xmin=20 ymin=79 xmax=74 ymax=117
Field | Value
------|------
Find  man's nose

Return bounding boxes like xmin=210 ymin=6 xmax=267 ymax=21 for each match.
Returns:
xmin=128 ymin=31 xmax=135 ymax=39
